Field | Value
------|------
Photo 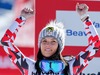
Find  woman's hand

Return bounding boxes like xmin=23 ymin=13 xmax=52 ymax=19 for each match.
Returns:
xmin=20 ymin=8 xmax=34 ymax=19
xmin=76 ymin=3 xmax=89 ymax=16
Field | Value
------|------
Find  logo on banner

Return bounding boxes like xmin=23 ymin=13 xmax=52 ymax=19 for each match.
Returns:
xmin=56 ymin=11 xmax=100 ymax=46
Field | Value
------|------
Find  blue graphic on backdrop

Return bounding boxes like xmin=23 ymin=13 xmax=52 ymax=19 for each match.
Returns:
xmin=93 ymin=21 xmax=100 ymax=28
xmin=0 ymin=0 xmax=15 ymax=10
xmin=66 ymin=21 xmax=100 ymax=36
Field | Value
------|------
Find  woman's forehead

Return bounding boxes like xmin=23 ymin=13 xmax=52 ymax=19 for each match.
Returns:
xmin=42 ymin=37 xmax=57 ymax=40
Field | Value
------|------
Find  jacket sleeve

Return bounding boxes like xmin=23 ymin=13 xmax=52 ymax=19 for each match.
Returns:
xmin=69 ymin=17 xmax=100 ymax=75
xmin=0 ymin=17 xmax=32 ymax=75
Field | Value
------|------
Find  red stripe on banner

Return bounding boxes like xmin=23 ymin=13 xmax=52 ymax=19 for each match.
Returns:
xmin=62 ymin=46 xmax=100 ymax=57
xmin=0 ymin=69 xmax=22 ymax=75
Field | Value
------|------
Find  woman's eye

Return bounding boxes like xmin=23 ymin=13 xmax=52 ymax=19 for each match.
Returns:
xmin=42 ymin=40 xmax=47 ymax=44
xmin=51 ymin=41 xmax=57 ymax=44
xmin=42 ymin=40 xmax=47 ymax=42
xmin=52 ymin=40 xmax=57 ymax=43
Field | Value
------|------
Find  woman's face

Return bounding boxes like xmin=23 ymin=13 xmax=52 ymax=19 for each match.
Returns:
xmin=40 ymin=37 xmax=58 ymax=58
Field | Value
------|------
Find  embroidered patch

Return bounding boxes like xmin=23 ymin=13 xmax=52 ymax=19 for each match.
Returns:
xmin=46 ymin=27 xmax=54 ymax=35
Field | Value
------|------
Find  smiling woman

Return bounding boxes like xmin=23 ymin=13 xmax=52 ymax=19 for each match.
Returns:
xmin=35 ymin=20 xmax=68 ymax=74
xmin=0 ymin=3 xmax=100 ymax=75
xmin=40 ymin=37 xmax=58 ymax=57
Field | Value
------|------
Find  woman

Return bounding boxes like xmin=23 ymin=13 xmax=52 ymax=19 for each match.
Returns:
xmin=1 ymin=3 xmax=100 ymax=75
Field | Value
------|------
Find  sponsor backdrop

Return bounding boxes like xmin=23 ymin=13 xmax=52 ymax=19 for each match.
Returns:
xmin=36 ymin=0 xmax=100 ymax=75
xmin=0 ymin=0 xmax=100 ymax=75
